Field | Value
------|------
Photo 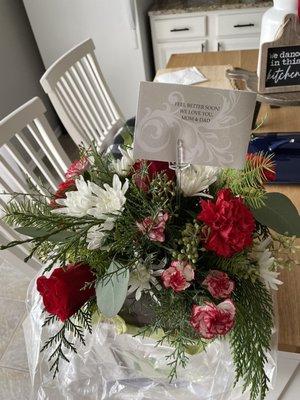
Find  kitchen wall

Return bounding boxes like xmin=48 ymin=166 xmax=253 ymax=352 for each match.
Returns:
xmin=23 ymin=0 xmax=154 ymax=119
xmin=0 ymin=0 xmax=58 ymax=128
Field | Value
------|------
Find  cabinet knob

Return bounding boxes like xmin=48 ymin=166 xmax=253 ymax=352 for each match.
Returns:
xmin=201 ymin=42 xmax=206 ymax=52
xmin=170 ymin=27 xmax=190 ymax=32
xmin=217 ymin=42 xmax=222 ymax=52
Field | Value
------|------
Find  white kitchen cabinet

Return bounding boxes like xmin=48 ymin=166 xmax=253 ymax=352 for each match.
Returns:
xmin=156 ymin=40 xmax=207 ymax=70
xmin=150 ymin=7 xmax=268 ymax=70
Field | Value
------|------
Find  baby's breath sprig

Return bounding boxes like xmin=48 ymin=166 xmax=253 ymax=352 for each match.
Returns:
xmin=271 ymin=232 xmax=300 ymax=270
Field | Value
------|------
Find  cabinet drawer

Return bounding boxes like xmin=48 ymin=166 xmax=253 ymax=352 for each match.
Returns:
xmin=216 ymin=36 xmax=260 ymax=52
xmin=153 ymin=15 xmax=206 ymax=41
xmin=217 ymin=12 xmax=263 ymax=37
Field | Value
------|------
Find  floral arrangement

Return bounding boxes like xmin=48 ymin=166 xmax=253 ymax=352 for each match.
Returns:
xmin=1 ymin=143 xmax=299 ymax=400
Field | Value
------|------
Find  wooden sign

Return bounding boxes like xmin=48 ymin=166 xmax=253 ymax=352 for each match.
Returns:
xmin=258 ymin=14 xmax=300 ymax=94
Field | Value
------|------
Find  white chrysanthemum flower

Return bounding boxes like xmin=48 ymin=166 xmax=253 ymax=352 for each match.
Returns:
xmin=111 ymin=147 xmax=135 ymax=176
xmin=179 ymin=165 xmax=219 ymax=197
xmin=88 ymin=174 xmax=129 ymax=220
xmin=251 ymin=238 xmax=283 ymax=291
xmin=87 ymin=219 xmax=114 ymax=250
xmin=53 ymin=176 xmax=95 ymax=217
xmin=128 ymin=258 xmax=166 ymax=301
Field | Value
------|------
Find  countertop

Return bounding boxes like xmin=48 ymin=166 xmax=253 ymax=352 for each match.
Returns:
xmin=148 ymin=0 xmax=272 ymax=16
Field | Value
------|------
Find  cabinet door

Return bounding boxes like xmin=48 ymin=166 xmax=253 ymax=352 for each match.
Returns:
xmin=155 ymin=40 xmax=207 ymax=69
xmin=215 ymin=36 xmax=260 ymax=52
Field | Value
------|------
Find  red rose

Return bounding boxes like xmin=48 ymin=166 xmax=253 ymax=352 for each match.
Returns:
xmin=136 ymin=212 xmax=169 ymax=242
xmin=65 ymin=157 xmax=89 ymax=179
xmin=190 ymin=299 xmax=236 ymax=339
xmin=50 ymin=178 xmax=76 ymax=209
xmin=246 ymin=153 xmax=276 ymax=182
xmin=202 ymin=270 xmax=235 ymax=299
xmin=133 ymin=160 xmax=175 ymax=191
xmin=37 ymin=264 xmax=95 ymax=321
xmin=162 ymin=260 xmax=194 ymax=292
xmin=197 ymin=189 xmax=255 ymax=258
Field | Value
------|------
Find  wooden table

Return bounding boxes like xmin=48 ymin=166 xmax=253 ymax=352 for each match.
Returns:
xmin=167 ymin=50 xmax=300 ymax=352
xmin=167 ymin=50 xmax=300 ymax=134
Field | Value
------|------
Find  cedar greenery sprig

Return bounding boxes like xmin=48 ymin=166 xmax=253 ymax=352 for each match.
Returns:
xmin=230 ymin=279 xmax=273 ymax=400
xmin=1 ymin=197 xmax=112 ymax=270
xmin=41 ymin=301 xmax=94 ymax=378
xmin=136 ymin=288 xmax=207 ymax=381
xmin=159 ymin=333 xmax=195 ymax=381
xmin=207 ymin=252 xmax=261 ymax=282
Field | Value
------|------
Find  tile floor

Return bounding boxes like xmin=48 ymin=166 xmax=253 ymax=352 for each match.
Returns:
xmin=0 ymin=259 xmax=32 ymax=399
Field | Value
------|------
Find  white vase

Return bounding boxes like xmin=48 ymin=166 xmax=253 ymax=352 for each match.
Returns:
xmin=260 ymin=0 xmax=298 ymax=44
xmin=257 ymin=0 xmax=298 ymax=75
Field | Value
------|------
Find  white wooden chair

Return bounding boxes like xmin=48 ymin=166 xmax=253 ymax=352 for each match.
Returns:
xmin=40 ymin=38 xmax=125 ymax=151
xmin=0 ymin=97 xmax=71 ymax=276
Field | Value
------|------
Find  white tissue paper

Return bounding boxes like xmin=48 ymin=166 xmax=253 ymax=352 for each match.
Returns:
xmin=155 ymin=67 xmax=208 ymax=85
xmin=23 ymin=272 xmax=278 ymax=400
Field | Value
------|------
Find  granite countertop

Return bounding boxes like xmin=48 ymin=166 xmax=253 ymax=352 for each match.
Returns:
xmin=148 ymin=0 xmax=272 ymax=16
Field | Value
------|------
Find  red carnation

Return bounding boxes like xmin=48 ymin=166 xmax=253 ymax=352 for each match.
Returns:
xmin=133 ymin=160 xmax=175 ymax=191
xmin=197 ymin=189 xmax=255 ymax=258
xmin=57 ymin=178 xmax=76 ymax=194
xmin=37 ymin=264 xmax=95 ymax=321
xmin=202 ymin=270 xmax=235 ymax=299
xmin=65 ymin=157 xmax=89 ymax=179
xmin=50 ymin=178 xmax=76 ymax=209
xmin=190 ymin=299 xmax=236 ymax=339
xmin=246 ymin=153 xmax=276 ymax=182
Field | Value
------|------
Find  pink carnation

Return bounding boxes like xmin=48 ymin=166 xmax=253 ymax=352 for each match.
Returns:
xmin=65 ymin=157 xmax=89 ymax=179
xmin=202 ymin=270 xmax=235 ymax=299
xmin=136 ymin=212 xmax=169 ymax=243
xmin=162 ymin=260 xmax=194 ymax=292
xmin=190 ymin=299 xmax=236 ymax=339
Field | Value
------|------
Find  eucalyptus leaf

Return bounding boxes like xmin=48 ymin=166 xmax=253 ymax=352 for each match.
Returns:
xmin=96 ymin=261 xmax=129 ymax=318
xmin=252 ymin=192 xmax=300 ymax=237
xmin=15 ymin=227 xmax=74 ymax=242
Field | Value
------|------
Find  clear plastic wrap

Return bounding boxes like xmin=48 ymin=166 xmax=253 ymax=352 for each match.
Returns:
xmin=24 ymin=273 xmax=278 ymax=400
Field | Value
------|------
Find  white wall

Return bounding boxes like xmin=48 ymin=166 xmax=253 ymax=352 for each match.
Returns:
xmin=23 ymin=0 xmax=154 ymax=119
xmin=0 ymin=0 xmax=58 ymax=128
